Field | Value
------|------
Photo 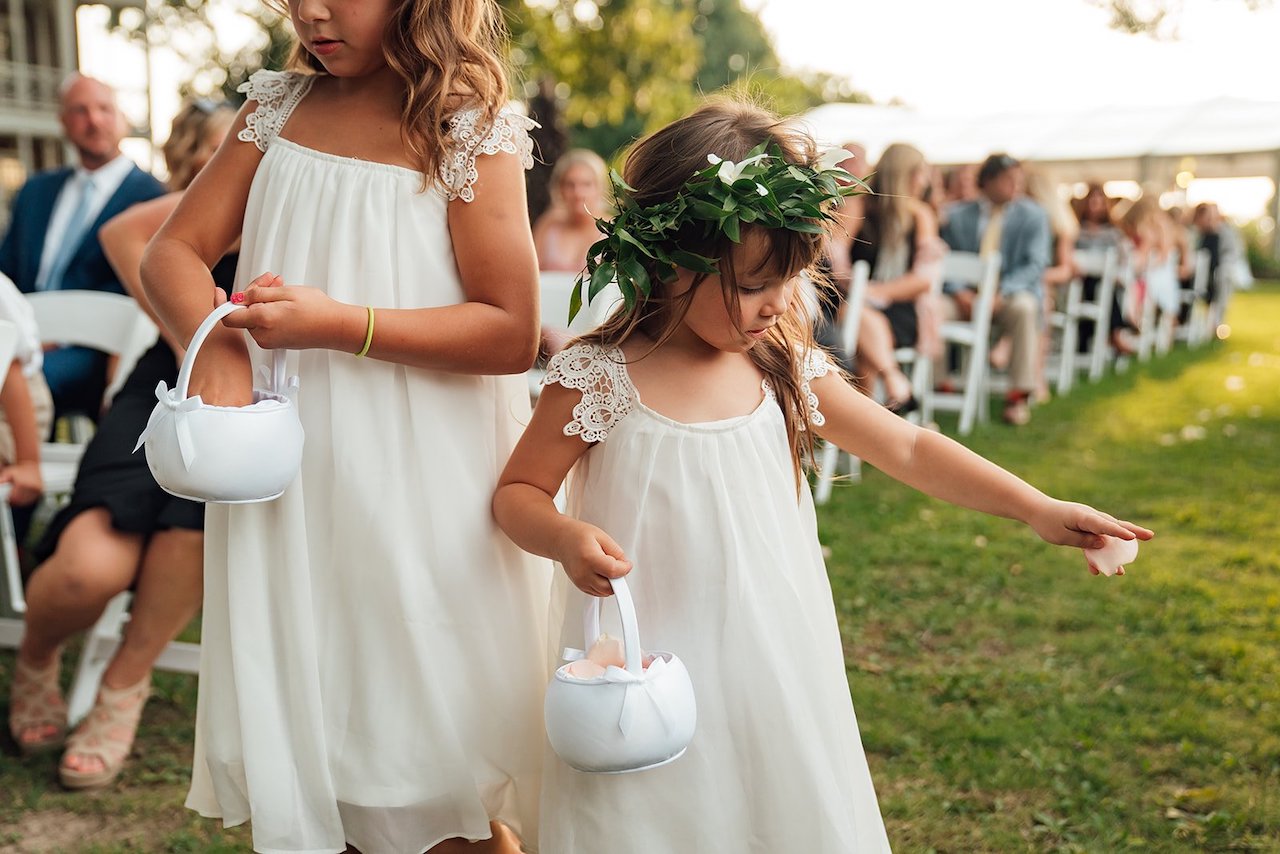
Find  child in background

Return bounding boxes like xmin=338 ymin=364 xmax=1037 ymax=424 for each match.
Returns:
xmin=494 ymin=100 xmax=1152 ymax=852
xmin=0 ymin=271 xmax=51 ymax=508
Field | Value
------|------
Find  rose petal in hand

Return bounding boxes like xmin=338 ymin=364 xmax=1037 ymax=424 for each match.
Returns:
xmin=1084 ymin=535 xmax=1139 ymax=577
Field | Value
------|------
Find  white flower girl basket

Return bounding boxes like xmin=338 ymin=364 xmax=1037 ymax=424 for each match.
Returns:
xmin=544 ymin=576 xmax=697 ymax=774
xmin=134 ymin=300 xmax=304 ymax=503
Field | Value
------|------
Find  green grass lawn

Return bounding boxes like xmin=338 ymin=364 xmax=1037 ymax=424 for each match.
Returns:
xmin=824 ymin=283 xmax=1280 ymax=852
xmin=3 ymin=285 xmax=1278 ymax=852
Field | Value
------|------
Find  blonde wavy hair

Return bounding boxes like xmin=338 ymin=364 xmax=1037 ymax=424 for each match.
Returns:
xmin=864 ymin=142 xmax=927 ymax=252
xmin=265 ymin=0 xmax=510 ymax=190
xmin=549 ymin=148 xmax=608 ymax=213
xmin=162 ymin=100 xmax=236 ymax=192
xmin=578 ymin=99 xmax=834 ymax=486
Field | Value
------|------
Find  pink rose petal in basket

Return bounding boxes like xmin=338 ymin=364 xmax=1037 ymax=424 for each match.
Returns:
xmin=585 ymin=634 xmax=626 ymax=668
xmin=564 ymin=660 xmax=607 ymax=679
xmin=1084 ymin=535 xmax=1139 ymax=577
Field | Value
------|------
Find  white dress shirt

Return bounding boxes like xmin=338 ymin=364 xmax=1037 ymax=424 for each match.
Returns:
xmin=35 ymin=153 xmax=136 ymax=290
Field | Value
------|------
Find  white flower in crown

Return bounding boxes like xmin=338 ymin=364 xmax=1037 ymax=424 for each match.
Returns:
xmin=816 ymin=146 xmax=851 ymax=172
xmin=707 ymin=151 xmax=770 ymax=185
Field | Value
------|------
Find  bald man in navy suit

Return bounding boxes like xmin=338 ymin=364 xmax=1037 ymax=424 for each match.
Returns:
xmin=0 ymin=74 xmax=164 ymax=425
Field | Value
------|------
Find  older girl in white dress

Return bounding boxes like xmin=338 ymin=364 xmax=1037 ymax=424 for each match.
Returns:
xmin=494 ymin=101 xmax=1153 ymax=852
xmin=141 ymin=1 xmax=548 ymax=852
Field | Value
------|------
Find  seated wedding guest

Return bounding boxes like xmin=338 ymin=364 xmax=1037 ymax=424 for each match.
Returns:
xmin=816 ymin=142 xmax=871 ymax=368
xmin=1023 ymin=169 xmax=1078 ymax=401
xmin=845 ymin=142 xmax=945 ymax=413
xmin=533 ymin=149 xmax=608 ymax=353
xmin=1118 ymin=195 xmax=1184 ymax=337
xmin=939 ymin=163 xmax=979 ymax=225
xmin=533 ymin=148 xmax=608 ymax=273
xmin=0 ymin=74 xmax=165 ymax=424
xmin=1073 ymin=182 xmax=1135 ymax=354
xmin=0 ymin=271 xmax=53 ymax=510
xmin=6 ymin=98 xmax=237 ymax=790
xmin=939 ymin=153 xmax=1050 ymax=426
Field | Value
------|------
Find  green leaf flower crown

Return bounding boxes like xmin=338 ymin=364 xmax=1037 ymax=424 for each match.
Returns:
xmin=571 ymin=142 xmax=866 ymax=321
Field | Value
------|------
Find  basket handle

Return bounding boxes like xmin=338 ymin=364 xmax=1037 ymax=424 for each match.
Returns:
xmin=582 ymin=576 xmax=643 ymax=676
xmin=174 ymin=301 xmax=288 ymax=400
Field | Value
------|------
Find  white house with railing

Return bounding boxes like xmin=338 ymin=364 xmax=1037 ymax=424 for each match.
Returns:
xmin=0 ymin=0 xmax=146 ymax=229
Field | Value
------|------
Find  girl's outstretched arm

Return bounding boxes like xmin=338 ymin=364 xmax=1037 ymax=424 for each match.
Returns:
xmin=493 ymin=382 xmax=632 ymax=597
xmin=141 ymin=102 xmax=263 ymax=406
xmin=810 ymin=370 xmax=1153 ymax=567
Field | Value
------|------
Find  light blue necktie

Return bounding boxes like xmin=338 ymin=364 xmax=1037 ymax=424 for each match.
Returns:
xmin=38 ymin=173 xmax=97 ymax=292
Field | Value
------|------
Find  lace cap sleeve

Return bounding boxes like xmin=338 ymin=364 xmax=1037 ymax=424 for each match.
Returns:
xmin=236 ymin=70 xmax=315 ymax=152
xmin=542 ymin=343 xmax=635 ymax=444
xmin=440 ymin=107 xmax=537 ymax=203
xmin=800 ymin=347 xmax=835 ymax=429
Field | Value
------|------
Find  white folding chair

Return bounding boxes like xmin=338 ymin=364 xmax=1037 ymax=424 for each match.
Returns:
xmin=1174 ymin=249 xmax=1211 ymax=347
xmin=529 ymin=272 xmax=624 ymax=398
xmin=27 ymin=290 xmax=158 ymax=440
xmin=1207 ymin=270 xmax=1235 ymax=340
xmin=813 ymin=260 xmax=869 ymax=505
xmin=1136 ymin=250 xmax=1172 ymax=363
xmin=890 ymin=260 xmax=946 ymax=424
xmin=921 ymin=252 xmax=1001 ymax=436
xmin=0 ymin=320 xmax=25 ymax=639
xmin=1051 ymin=247 xmax=1118 ymax=394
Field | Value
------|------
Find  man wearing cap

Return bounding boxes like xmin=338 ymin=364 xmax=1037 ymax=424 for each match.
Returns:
xmin=939 ymin=152 xmax=1050 ymax=425
xmin=0 ymin=73 xmax=165 ymax=425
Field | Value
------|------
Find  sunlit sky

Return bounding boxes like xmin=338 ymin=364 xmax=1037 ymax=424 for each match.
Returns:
xmin=80 ymin=0 xmax=1279 ymax=217
xmin=746 ymin=0 xmax=1280 ymax=114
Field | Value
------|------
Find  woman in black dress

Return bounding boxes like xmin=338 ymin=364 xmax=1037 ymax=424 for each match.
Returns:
xmin=846 ymin=143 xmax=943 ymax=412
xmin=8 ymin=99 xmax=238 ymax=789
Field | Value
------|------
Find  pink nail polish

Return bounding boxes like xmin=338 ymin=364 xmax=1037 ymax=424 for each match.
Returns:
xmin=231 ymin=292 xmax=245 ymax=304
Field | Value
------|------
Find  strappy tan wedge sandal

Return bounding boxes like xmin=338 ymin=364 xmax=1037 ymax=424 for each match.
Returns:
xmin=7 ymin=653 xmax=67 ymax=756
xmin=58 ymin=676 xmax=150 ymax=790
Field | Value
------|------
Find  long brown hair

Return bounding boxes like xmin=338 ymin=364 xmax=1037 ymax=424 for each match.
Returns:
xmin=266 ymin=0 xmax=510 ymax=190
xmin=863 ymin=142 xmax=925 ymax=252
xmin=579 ymin=99 xmax=835 ymax=485
xmin=163 ymin=100 xmax=236 ymax=192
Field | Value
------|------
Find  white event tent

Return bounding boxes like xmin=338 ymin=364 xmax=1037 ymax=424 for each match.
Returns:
xmin=802 ymin=97 xmax=1280 ymax=250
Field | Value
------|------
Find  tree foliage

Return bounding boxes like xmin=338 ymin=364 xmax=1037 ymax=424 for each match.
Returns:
xmin=115 ymin=0 xmax=868 ymax=161
xmin=110 ymin=0 xmax=293 ymax=102
xmin=1101 ymin=0 xmax=1271 ymax=38
xmin=502 ymin=0 xmax=867 ymax=158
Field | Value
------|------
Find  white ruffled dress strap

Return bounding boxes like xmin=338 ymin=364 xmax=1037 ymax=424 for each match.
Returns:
xmin=543 ymin=343 xmax=635 ymax=444
xmin=440 ymin=107 xmax=537 ymax=203
xmin=236 ymin=70 xmax=315 ymax=153
xmin=799 ymin=347 xmax=834 ymax=429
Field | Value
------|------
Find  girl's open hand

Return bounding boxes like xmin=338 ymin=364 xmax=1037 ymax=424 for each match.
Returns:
xmin=555 ymin=521 xmax=632 ymax=597
xmin=1029 ymin=498 xmax=1154 ymax=575
xmin=222 ymin=272 xmax=364 ymax=352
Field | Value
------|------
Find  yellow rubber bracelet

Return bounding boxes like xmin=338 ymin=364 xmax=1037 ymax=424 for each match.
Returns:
xmin=355 ymin=306 xmax=375 ymax=357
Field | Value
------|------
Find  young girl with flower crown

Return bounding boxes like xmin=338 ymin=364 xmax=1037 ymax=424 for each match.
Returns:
xmin=492 ymin=100 xmax=1153 ymax=852
xmin=140 ymin=1 xmax=548 ymax=851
